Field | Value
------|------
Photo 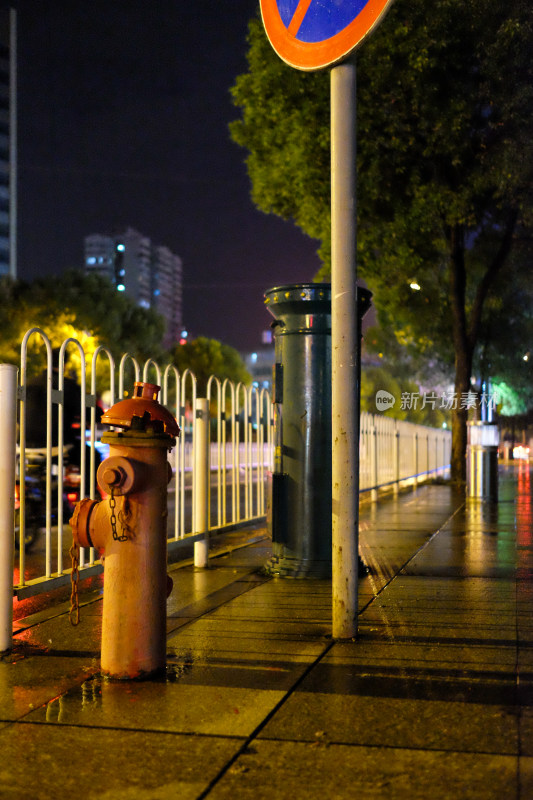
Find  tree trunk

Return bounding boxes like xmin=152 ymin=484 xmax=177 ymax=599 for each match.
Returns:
xmin=451 ymin=350 xmax=472 ymax=489
xmin=448 ymin=224 xmax=471 ymax=490
xmin=448 ymin=213 xmax=518 ymax=489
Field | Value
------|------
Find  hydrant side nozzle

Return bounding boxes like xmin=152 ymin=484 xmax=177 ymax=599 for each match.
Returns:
xmin=97 ymin=456 xmax=143 ymax=496
xmin=70 ymin=497 xmax=99 ymax=549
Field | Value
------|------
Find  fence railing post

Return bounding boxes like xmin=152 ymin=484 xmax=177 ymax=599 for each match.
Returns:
xmin=193 ymin=397 xmax=210 ymax=568
xmin=371 ymin=424 xmax=378 ymax=502
xmin=0 ymin=364 xmax=17 ymax=653
xmin=413 ymin=432 xmax=419 ymax=488
xmin=393 ymin=424 xmax=400 ymax=495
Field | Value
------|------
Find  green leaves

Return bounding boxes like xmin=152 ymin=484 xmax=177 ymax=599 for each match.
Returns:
xmin=0 ymin=270 xmax=167 ymax=376
xmin=230 ymin=0 xmax=532 ymax=356
xmin=230 ymin=0 xmax=533 ymax=480
xmin=230 ymin=18 xmax=329 ymax=249
xmin=169 ymin=336 xmax=251 ymax=396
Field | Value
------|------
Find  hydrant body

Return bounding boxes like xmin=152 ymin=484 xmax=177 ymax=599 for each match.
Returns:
xmin=70 ymin=383 xmax=178 ymax=680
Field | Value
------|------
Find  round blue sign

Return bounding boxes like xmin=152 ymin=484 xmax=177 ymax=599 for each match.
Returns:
xmin=277 ymin=0 xmax=370 ymax=43
xmin=261 ymin=0 xmax=394 ymax=70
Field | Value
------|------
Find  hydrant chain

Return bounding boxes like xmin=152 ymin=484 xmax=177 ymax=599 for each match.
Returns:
xmin=69 ymin=541 xmax=80 ymax=626
xmin=109 ymin=487 xmax=129 ymax=542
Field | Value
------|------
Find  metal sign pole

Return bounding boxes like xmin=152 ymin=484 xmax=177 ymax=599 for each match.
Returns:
xmin=260 ymin=0 xmax=392 ymax=640
xmin=331 ymin=59 xmax=358 ymax=640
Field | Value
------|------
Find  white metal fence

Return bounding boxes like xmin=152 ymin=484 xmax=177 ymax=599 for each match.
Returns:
xmin=360 ymin=412 xmax=451 ymax=500
xmin=0 ymin=328 xmax=451 ymax=628
xmin=6 ymin=328 xmax=273 ymax=606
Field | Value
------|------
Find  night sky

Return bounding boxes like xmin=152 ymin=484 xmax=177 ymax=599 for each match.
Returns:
xmin=12 ymin=0 xmax=322 ymax=351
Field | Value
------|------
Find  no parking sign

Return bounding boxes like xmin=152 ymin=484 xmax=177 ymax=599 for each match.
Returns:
xmin=259 ymin=0 xmax=394 ymax=640
xmin=260 ymin=0 xmax=394 ymax=70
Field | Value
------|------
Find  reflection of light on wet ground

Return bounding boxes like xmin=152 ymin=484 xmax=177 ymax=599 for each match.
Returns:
xmin=13 ymin=572 xmax=104 ymax=622
xmin=358 ymin=502 xmax=423 ymax=645
xmin=464 ymin=502 xmax=495 ymax=566
xmin=358 ymin=521 xmax=385 ymax=597
xmin=516 ymin=461 xmax=532 ymax=548
xmin=11 ymin=627 xmax=49 ymax=647
xmin=44 ymin=661 xmax=199 ymax=723
xmin=46 ymin=674 xmax=105 ymax=722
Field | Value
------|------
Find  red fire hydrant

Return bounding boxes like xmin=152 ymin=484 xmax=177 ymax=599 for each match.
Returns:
xmin=70 ymin=382 xmax=179 ymax=679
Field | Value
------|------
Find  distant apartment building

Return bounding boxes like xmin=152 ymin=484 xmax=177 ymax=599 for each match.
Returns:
xmin=244 ymin=346 xmax=275 ymax=392
xmin=0 ymin=8 xmax=16 ymax=278
xmin=84 ymin=227 xmax=183 ymax=348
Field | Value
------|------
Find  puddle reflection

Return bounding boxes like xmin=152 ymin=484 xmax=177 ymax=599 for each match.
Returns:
xmin=44 ymin=653 xmax=195 ymax=722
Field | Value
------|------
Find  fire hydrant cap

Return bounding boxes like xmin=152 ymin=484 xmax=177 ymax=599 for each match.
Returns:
xmin=69 ymin=497 xmax=98 ymax=549
xmin=101 ymin=382 xmax=180 ymax=437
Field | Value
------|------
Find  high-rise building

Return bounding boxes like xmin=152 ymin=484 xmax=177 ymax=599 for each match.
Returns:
xmin=84 ymin=227 xmax=183 ymax=348
xmin=0 ymin=8 xmax=16 ymax=278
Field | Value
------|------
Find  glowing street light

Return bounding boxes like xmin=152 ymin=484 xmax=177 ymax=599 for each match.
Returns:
xmin=409 ymin=282 xmax=421 ymax=291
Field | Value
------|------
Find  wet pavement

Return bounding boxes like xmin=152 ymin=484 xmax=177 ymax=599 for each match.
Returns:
xmin=1 ymin=463 xmax=532 ymax=799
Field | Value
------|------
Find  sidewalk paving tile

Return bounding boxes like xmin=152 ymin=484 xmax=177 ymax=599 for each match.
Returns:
xmin=0 ymin=722 xmax=242 ymax=800
xmin=25 ymin=671 xmax=286 ymax=738
xmin=2 ymin=469 xmax=532 ymax=798
xmin=207 ymin=740 xmax=526 ymax=800
xmin=256 ymin=672 xmax=520 ymax=754
xmin=0 ymin=653 xmax=98 ymax=724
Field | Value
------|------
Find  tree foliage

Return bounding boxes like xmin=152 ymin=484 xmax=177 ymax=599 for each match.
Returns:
xmin=361 ymin=364 xmax=450 ymax=428
xmin=230 ymin=1 xmax=533 ymax=485
xmin=0 ymin=270 xmax=167 ymax=380
xmin=230 ymin=17 xmax=329 ymax=263
xmin=169 ymin=336 xmax=251 ymax=396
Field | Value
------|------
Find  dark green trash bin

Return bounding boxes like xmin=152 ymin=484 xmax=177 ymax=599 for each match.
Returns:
xmin=264 ymin=283 xmax=371 ymax=578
